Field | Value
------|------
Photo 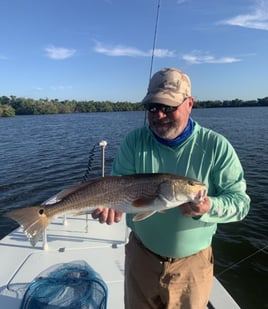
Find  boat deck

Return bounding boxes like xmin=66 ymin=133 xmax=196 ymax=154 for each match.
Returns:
xmin=0 ymin=215 xmax=240 ymax=308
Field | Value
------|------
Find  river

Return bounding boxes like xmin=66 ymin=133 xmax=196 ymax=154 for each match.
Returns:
xmin=0 ymin=107 xmax=267 ymax=309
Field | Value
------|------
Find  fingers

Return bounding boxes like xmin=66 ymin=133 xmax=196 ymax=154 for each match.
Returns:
xmin=180 ymin=203 xmax=196 ymax=216
xmin=91 ymin=208 xmax=105 ymax=220
xmin=98 ymin=208 xmax=110 ymax=224
xmin=114 ymin=210 xmax=123 ymax=223
xmin=180 ymin=197 xmax=210 ymax=217
xmin=91 ymin=208 xmax=123 ymax=224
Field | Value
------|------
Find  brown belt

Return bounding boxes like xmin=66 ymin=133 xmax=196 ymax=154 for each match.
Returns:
xmin=156 ymin=255 xmax=177 ymax=263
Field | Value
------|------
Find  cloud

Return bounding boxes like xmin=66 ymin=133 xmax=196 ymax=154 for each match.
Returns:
xmin=219 ymin=0 xmax=268 ymax=31
xmin=45 ymin=45 xmax=76 ymax=60
xmin=35 ymin=87 xmax=43 ymax=91
xmin=94 ymin=42 xmax=175 ymax=58
xmin=153 ymin=48 xmax=175 ymax=57
xmin=182 ymin=51 xmax=241 ymax=64
xmin=50 ymin=85 xmax=73 ymax=91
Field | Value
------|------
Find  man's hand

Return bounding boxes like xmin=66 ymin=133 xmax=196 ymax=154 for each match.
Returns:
xmin=91 ymin=208 xmax=123 ymax=224
xmin=180 ymin=196 xmax=211 ymax=217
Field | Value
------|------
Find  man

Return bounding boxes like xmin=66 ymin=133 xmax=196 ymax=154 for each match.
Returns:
xmin=92 ymin=68 xmax=250 ymax=308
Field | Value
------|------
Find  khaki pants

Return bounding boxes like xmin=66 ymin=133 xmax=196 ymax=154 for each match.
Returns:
xmin=125 ymin=232 xmax=213 ymax=309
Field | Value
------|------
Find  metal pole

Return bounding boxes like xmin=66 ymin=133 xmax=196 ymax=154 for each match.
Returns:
xmin=99 ymin=140 xmax=107 ymax=177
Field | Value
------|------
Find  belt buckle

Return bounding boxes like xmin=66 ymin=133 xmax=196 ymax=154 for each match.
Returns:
xmin=161 ymin=256 xmax=175 ymax=263
xmin=166 ymin=257 xmax=175 ymax=263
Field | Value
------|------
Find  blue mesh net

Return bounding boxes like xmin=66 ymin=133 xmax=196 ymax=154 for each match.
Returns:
xmin=20 ymin=260 xmax=107 ymax=309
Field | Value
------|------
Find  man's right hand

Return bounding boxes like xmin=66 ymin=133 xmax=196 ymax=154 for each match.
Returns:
xmin=91 ymin=208 xmax=123 ymax=225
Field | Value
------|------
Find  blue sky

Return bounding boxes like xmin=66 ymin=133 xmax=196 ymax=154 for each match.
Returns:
xmin=0 ymin=0 xmax=267 ymax=102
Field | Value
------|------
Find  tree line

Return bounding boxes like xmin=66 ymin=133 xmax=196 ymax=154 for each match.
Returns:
xmin=0 ymin=95 xmax=268 ymax=117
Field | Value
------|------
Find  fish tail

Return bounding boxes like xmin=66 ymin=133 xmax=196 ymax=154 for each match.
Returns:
xmin=4 ymin=206 xmax=51 ymax=246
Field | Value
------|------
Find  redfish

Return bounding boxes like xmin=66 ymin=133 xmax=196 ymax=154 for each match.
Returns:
xmin=3 ymin=173 xmax=207 ymax=246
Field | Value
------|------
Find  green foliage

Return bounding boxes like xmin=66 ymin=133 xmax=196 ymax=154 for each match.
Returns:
xmin=0 ymin=104 xmax=15 ymax=117
xmin=194 ymin=97 xmax=268 ymax=108
xmin=0 ymin=95 xmax=268 ymax=117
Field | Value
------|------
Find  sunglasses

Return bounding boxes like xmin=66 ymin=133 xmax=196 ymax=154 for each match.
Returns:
xmin=145 ymin=104 xmax=178 ymax=113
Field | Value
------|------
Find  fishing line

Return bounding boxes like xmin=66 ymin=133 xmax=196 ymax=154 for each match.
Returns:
xmin=143 ymin=0 xmax=161 ymax=125
xmin=216 ymin=244 xmax=268 ymax=277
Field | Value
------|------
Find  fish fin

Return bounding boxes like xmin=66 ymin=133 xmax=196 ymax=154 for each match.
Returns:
xmin=132 ymin=197 xmax=158 ymax=207
xmin=42 ymin=181 xmax=93 ymax=205
xmin=42 ymin=189 xmax=66 ymax=205
xmin=132 ymin=211 xmax=156 ymax=222
xmin=51 ymin=182 xmax=92 ymax=202
xmin=3 ymin=206 xmax=52 ymax=247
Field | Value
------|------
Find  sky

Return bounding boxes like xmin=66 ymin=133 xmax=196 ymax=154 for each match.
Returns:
xmin=0 ymin=0 xmax=267 ymax=102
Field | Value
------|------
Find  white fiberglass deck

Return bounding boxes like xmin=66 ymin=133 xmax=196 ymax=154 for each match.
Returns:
xmin=0 ymin=215 xmax=240 ymax=308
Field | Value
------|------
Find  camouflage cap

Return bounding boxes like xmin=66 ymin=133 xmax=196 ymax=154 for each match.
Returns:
xmin=142 ymin=68 xmax=191 ymax=107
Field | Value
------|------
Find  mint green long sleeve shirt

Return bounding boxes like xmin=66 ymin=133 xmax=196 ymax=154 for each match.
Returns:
xmin=112 ymin=121 xmax=250 ymax=258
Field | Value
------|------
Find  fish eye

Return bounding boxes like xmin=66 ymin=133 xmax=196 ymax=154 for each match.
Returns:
xmin=188 ymin=180 xmax=195 ymax=186
xmin=39 ymin=208 xmax=44 ymax=215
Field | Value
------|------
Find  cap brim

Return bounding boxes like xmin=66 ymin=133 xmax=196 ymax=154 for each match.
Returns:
xmin=142 ymin=93 xmax=185 ymax=107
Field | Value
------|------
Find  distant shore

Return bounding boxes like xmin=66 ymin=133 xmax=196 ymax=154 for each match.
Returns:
xmin=1 ymin=95 xmax=267 ymax=117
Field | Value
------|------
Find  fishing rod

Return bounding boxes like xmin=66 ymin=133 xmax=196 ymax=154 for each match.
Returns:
xmin=149 ymin=0 xmax=161 ymax=82
xmin=144 ymin=0 xmax=161 ymax=125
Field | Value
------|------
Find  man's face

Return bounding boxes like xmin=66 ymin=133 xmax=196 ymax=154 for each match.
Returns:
xmin=148 ymin=97 xmax=194 ymax=140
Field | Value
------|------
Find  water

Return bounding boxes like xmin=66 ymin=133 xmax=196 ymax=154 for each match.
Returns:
xmin=0 ymin=108 xmax=267 ymax=309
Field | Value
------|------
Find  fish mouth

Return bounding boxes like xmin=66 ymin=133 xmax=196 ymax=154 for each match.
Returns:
xmin=194 ymin=189 xmax=207 ymax=202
